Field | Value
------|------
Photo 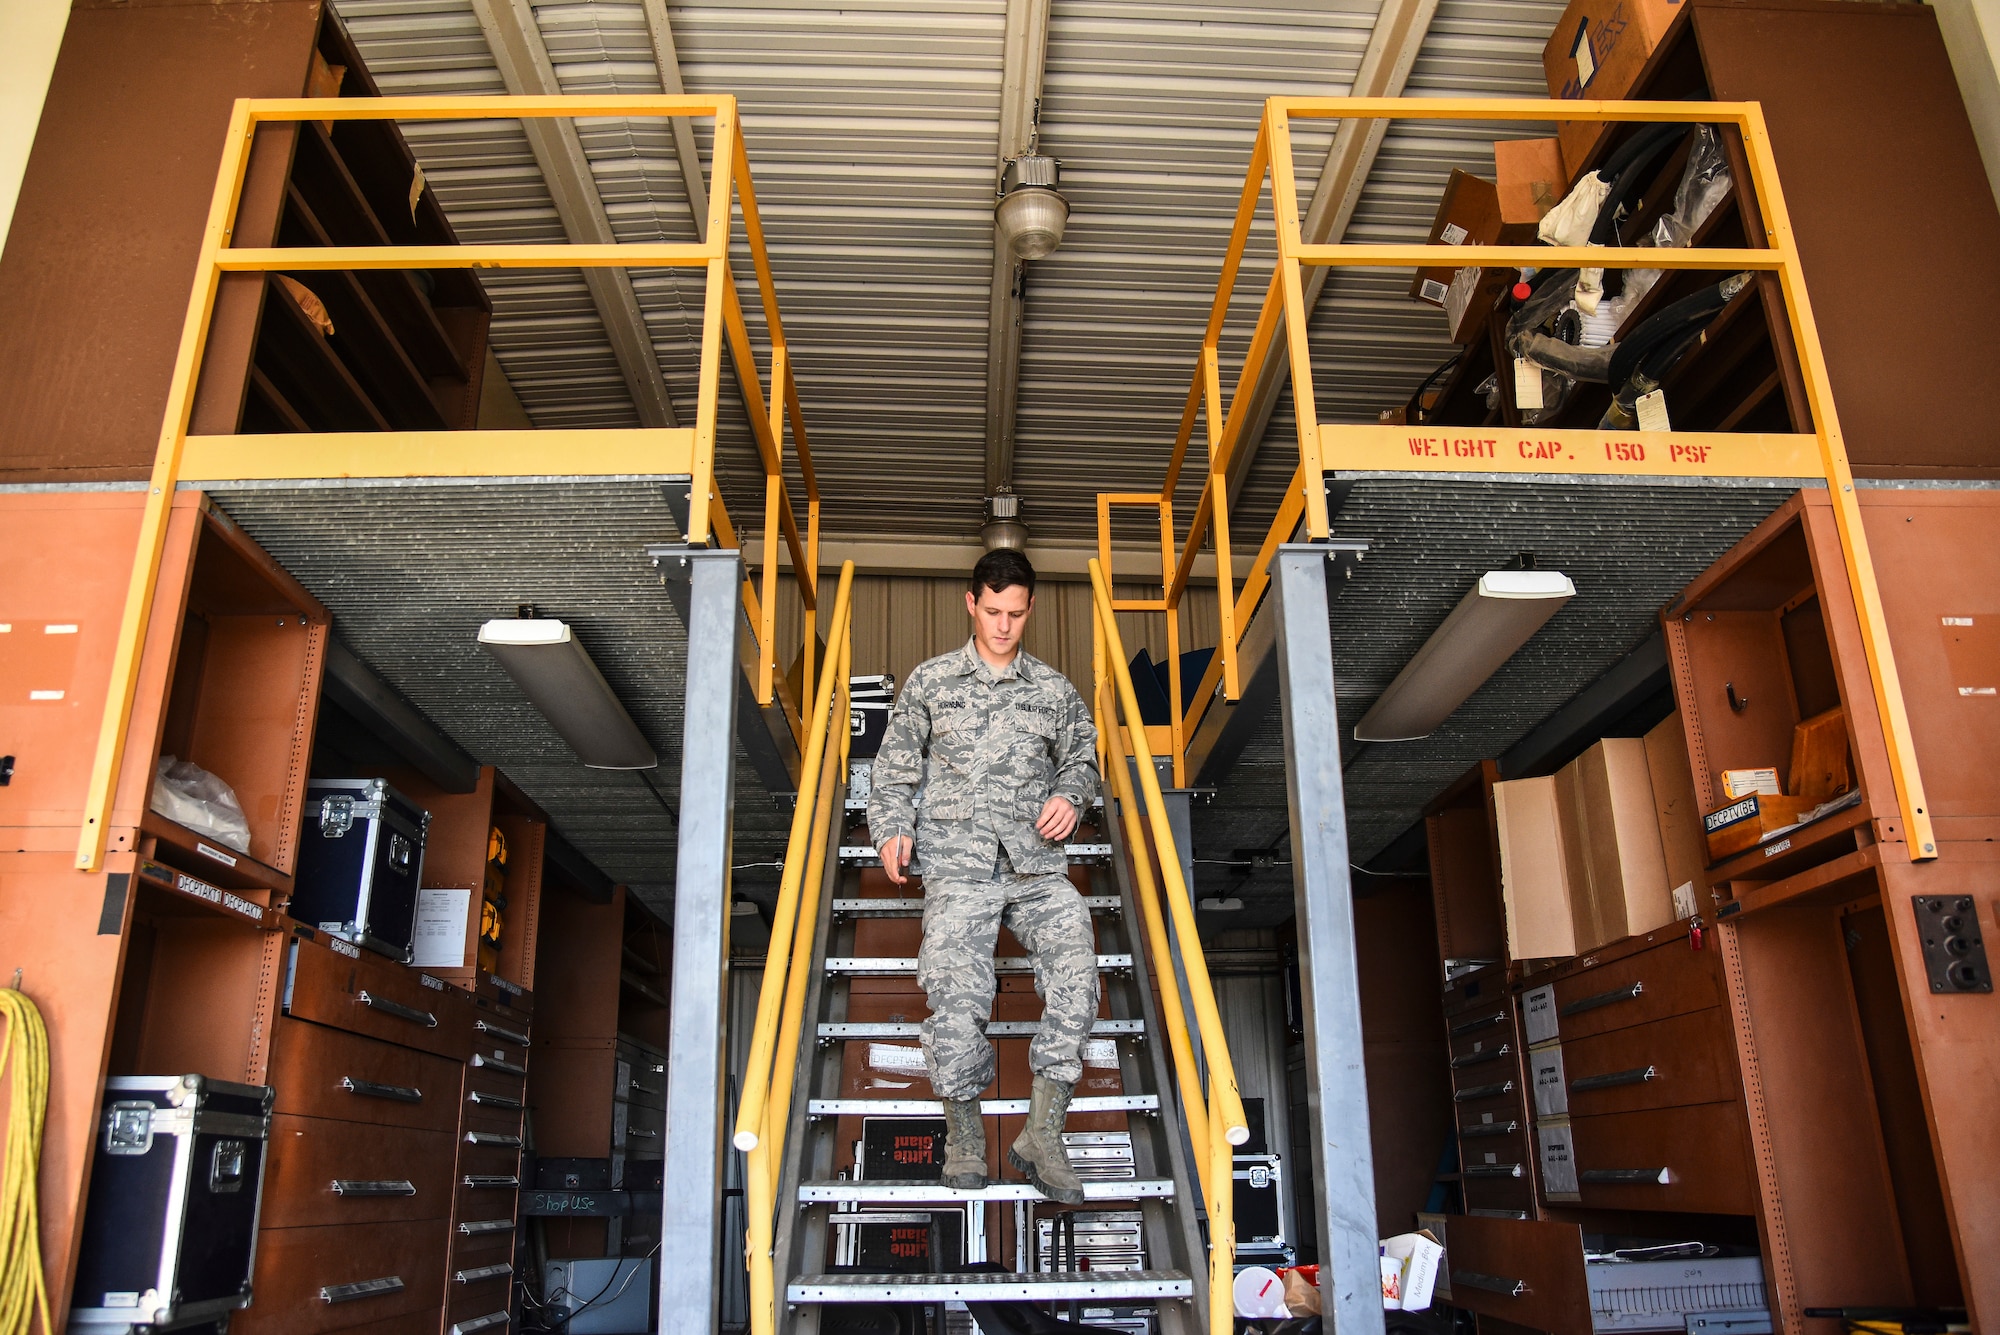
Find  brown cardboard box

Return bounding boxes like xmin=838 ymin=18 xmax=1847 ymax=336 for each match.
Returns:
xmin=1410 ymin=170 xmax=1541 ymax=307
xmin=1703 ymin=792 xmax=1819 ymax=862
xmin=1492 ymin=776 xmax=1578 ymax=960
xmin=1553 ymin=763 xmax=1603 ymax=948
xmin=1494 ymin=137 xmax=1567 ymax=225
xmin=1642 ymin=713 xmax=1708 ymax=914
xmin=1542 ymin=0 xmax=1688 ymax=181
xmin=1564 ymin=739 xmax=1674 ymax=947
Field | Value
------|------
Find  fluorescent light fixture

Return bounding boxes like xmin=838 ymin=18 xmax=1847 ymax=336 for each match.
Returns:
xmin=478 ymin=619 xmax=658 ymax=769
xmin=1352 ymin=570 xmax=1576 ymax=742
xmin=1197 ymin=896 xmax=1245 ymax=912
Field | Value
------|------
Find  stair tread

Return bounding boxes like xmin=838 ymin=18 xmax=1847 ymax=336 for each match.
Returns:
xmin=807 ymin=1094 xmax=1157 ymax=1118
xmin=817 ymin=1019 xmax=1142 ymax=1038
xmin=838 ymin=843 xmax=1113 ymax=865
xmin=825 ymin=954 xmax=1131 ymax=974
xmin=799 ymin=1179 xmax=1172 ymax=1203
xmin=788 ymin=1270 xmax=1192 ymax=1301
xmin=832 ymin=896 xmax=1121 ymax=917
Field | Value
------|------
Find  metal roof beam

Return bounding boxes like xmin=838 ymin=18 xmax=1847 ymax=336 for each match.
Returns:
xmin=1223 ymin=0 xmax=1442 ymax=501
xmin=638 ymin=0 xmax=710 ymax=237
xmin=468 ymin=0 xmax=680 ymax=428
xmin=982 ymin=0 xmax=1053 ymax=495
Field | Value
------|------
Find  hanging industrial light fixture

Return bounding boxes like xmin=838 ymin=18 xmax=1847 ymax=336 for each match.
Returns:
xmin=981 ymin=487 xmax=1028 ymax=551
xmin=995 ymin=154 xmax=1068 ymax=260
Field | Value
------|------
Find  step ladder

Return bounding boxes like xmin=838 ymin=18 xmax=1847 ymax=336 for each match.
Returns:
xmin=770 ymin=810 xmax=1209 ymax=1333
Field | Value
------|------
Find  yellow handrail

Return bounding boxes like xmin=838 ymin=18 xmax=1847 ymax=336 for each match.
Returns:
xmin=734 ymin=561 xmax=855 ymax=1335
xmin=1103 ymin=95 xmax=1936 ymax=862
xmin=1088 ymin=558 xmax=1248 ymax=1335
xmin=78 ymin=94 xmax=826 ymax=870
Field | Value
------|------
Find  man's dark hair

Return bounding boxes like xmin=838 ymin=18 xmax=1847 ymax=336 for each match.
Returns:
xmin=971 ymin=548 xmax=1036 ymax=598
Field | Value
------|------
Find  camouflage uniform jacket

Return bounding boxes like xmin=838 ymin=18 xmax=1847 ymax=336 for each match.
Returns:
xmin=868 ymin=639 xmax=1099 ymax=881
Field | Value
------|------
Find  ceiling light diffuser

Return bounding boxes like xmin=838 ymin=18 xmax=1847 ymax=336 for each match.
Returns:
xmin=1352 ymin=570 xmax=1576 ymax=742
xmin=478 ymin=618 xmax=658 ymax=769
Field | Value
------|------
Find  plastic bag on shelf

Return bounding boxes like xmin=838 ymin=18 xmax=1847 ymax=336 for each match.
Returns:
xmin=1654 ymin=125 xmax=1733 ymax=250
xmin=150 ymin=755 xmax=253 ymax=853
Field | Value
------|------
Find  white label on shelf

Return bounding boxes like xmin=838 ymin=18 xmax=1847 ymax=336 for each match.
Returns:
xmin=1514 ymin=358 xmax=1544 ymax=411
xmin=176 ymin=873 xmax=221 ymax=905
xmin=411 ymin=887 xmax=473 ymax=969
xmin=1521 ymin=985 xmax=1558 ymax=1045
xmin=1635 ymin=389 xmax=1672 ymax=432
xmin=1961 ymin=686 xmax=1997 ymax=696
xmin=196 ymin=842 xmax=238 ymax=867
xmin=1439 ymin=223 xmax=1469 ymax=246
xmin=29 ymin=689 xmax=63 ymax=701
xmin=1530 ymin=1044 xmax=1568 ymax=1117
xmin=868 ymin=1043 xmax=927 ymax=1074
xmin=1419 ymin=278 xmax=1449 ymax=305
xmin=418 ymin=973 xmax=446 ymax=991
xmin=1944 ymin=616 xmax=1974 ymax=626
xmin=222 ymin=892 xmax=261 ymax=922
xmin=329 ymin=936 xmax=361 ymax=959
xmin=44 ymin=624 xmax=78 ymax=634
xmin=1672 ymin=882 xmax=1699 ymax=920
xmin=1538 ymin=1120 xmax=1580 ymax=1198
xmin=1764 ymin=838 xmax=1793 ymax=858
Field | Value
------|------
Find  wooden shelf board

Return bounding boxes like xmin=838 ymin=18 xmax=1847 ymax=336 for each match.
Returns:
xmin=142 ymin=810 xmax=295 ymax=896
xmin=1720 ymin=842 xmax=1884 ymax=919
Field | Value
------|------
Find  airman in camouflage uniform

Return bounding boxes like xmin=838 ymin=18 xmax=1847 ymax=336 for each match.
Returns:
xmin=868 ymin=549 xmax=1100 ymax=1202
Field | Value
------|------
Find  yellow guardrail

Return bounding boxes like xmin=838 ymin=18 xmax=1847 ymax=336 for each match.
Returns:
xmin=80 ymin=94 xmax=825 ymax=870
xmin=1089 ymin=558 xmax=1249 ymax=1335
xmin=732 ymin=560 xmax=855 ymax=1335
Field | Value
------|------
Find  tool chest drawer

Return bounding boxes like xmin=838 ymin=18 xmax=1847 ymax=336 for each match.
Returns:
xmin=448 ymin=1273 xmax=514 ymax=1325
xmin=285 ymin=932 xmax=474 ymax=1060
xmin=463 ymin=1061 xmax=527 ymax=1115
xmin=1448 ymin=1026 xmax=1518 ymax=1073
xmin=238 ymin=1216 xmax=447 ymax=1335
xmin=1436 ymin=1214 xmax=1589 ymax=1333
xmin=1547 ymin=939 xmax=1724 ymax=1043
xmin=1555 ymin=1006 xmax=1741 ymax=1117
xmin=1462 ymin=1171 xmax=1537 ymax=1217
xmin=260 ymin=1114 xmax=457 ymax=1229
xmin=267 ymin=1015 xmax=463 ymax=1133
xmin=1563 ymin=1101 xmax=1758 ymax=1215
xmin=456 ymin=1134 xmax=526 ymax=1179
xmin=463 ymin=1102 xmax=526 ymax=1140
xmin=454 ymin=1170 xmax=523 ymax=1217
xmin=613 ymin=1097 xmax=664 ymax=1151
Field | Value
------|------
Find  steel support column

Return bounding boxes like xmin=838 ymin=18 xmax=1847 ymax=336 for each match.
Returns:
xmin=1271 ymin=544 xmax=1381 ymax=1335
xmin=659 ymin=548 xmax=743 ymax=1334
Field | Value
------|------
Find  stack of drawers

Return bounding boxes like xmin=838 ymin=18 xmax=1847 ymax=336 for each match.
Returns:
xmin=449 ymin=977 xmax=535 ymax=1335
xmin=1442 ymin=964 xmax=1537 ymax=1219
xmin=612 ymin=1035 xmax=665 ymax=1185
xmin=237 ymin=928 xmax=534 ymax=1335
xmin=1523 ymin=929 xmax=1756 ymax=1216
xmin=243 ymin=927 xmax=475 ymax=1335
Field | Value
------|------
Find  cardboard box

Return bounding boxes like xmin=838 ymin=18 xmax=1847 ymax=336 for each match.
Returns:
xmin=1703 ymin=792 xmax=1818 ymax=862
xmin=1493 ymin=776 xmax=1579 ymax=959
xmin=1411 ymin=170 xmax=1540 ymax=308
xmin=1789 ymin=707 xmax=1851 ymax=800
xmin=1642 ymin=713 xmax=1708 ymax=917
xmin=1543 ymin=0 xmax=1688 ymax=180
xmin=1561 ymin=738 xmax=1674 ymax=949
xmin=1494 ymin=137 xmax=1567 ymax=225
xmin=1721 ymin=768 xmax=1781 ymax=798
xmin=1442 ymin=263 xmax=1514 ymax=344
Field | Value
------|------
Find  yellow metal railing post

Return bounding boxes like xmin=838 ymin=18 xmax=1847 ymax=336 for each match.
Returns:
xmin=734 ymin=562 xmax=855 ymax=1335
xmin=1089 ymin=558 xmax=1246 ymax=1335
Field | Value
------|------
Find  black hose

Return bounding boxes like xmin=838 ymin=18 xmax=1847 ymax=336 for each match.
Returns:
xmin=1605 ymin=274 xmax=1747 ymax=388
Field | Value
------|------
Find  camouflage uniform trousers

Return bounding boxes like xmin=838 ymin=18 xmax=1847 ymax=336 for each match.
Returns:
xmin=917 ymin=869 xmax=1101 ymax=1101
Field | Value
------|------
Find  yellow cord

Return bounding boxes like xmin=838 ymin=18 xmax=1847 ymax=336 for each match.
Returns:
xmin=0 ymin=984 xmax=52 ymax=1335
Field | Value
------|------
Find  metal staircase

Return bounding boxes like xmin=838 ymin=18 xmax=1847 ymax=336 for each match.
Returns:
xmin=732 ymin=562 xmax=1250 ymax=1335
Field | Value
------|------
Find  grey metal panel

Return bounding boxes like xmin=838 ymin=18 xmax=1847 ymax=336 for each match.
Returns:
xmin=658 ymin=548 xmax=742 ymax=1335
xmin=1271 ymin=544 xmax=1381 ymax=1335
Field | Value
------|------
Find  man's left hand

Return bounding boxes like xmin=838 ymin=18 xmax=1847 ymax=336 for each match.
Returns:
xmin=1035 ymin=795 xmax=1079 ymax=842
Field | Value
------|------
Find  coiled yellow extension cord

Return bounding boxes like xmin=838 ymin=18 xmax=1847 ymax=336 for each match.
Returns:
xmin=0 ymin=983 xmax=51 ymax=1335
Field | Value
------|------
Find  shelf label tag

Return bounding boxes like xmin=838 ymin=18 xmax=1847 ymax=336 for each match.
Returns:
xmin=1514 ymin=358 xmax=1544 ymax=411
xmin=1636 ymin=389 xmax=1672 ymax=432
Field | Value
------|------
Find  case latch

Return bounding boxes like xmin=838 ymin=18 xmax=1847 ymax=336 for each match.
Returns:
xmin=105 ymin=1103 xmax=154 ymax=1156
xmin=319 ymin=795 xmax=355 ymax=838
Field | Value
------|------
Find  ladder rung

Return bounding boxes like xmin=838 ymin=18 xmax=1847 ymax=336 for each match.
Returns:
xmin=798 ymin=1179 xmax=1173 ymax=1204
xmin=831 ymin=896 xmax=1121 ymax=917
xmin=824 ymin=954 xmax=1131 ymax=976
xmin=787 ymin=1271 xmax=1193 ymax=1302
xmin=807 ymin=1095 xmax=1158 ymax=1118
xmin=817 ymin=1019 xmax=1143 ymax=1039
xmin=837 ymin=844 xmax=1114 ymax=867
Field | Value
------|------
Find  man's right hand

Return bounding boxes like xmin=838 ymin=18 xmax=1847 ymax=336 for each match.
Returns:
xmin=879 ymin=835 xmax=913 ymax=885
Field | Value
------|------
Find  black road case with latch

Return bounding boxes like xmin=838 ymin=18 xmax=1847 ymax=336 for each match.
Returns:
xmin=849 ymin=674 xmax=895 ymax=758
xmin=291 ymin=778 xmax=430 ymax=962
xmin=70 ymin=1075 xmax=275 ymax=1332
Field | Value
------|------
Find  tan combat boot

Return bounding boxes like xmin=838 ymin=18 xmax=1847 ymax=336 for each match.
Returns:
xmin=940 ymin=1098 xmax=988 ymax=1190
xmin=1007 ymin=1074 xmax=1086 ymax=1204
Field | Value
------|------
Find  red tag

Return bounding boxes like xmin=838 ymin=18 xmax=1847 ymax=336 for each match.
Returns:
xmin=1689 ymin=916 xmax=1704 ymax=951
